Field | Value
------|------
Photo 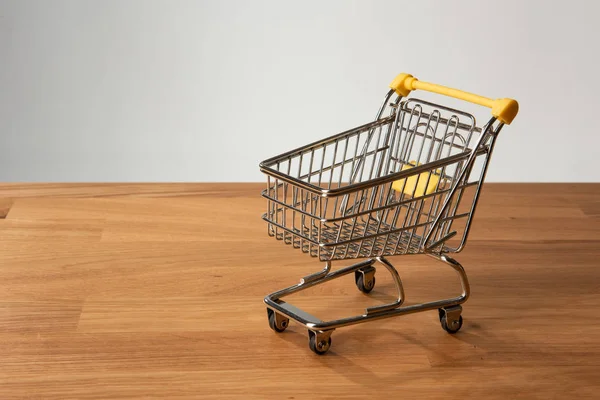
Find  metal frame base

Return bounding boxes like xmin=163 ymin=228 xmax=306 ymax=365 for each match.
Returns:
xmin=264 ymin=254 xmax=470 ymax=354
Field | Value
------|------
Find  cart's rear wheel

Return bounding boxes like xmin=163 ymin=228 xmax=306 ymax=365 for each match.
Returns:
xmin=355 ymin=266 xmax=376 ymax=294
xmin=440 ymin=314 xmax=463 ymax=334
xmin=308 ymin=331 xmax=331 ymax=355
xmin=356 ymin=275 xmax=375 ymax=293
xmin=267 ymin=309 xmax=289 ymax=333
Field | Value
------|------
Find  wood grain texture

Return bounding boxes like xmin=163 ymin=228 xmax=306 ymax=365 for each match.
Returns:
xmin=0 ymin=183 xmax=599 ymax=399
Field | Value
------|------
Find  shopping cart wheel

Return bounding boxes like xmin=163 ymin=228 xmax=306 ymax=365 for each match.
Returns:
xmin=308 ymin=330 xmax=332 ymax=355
xmin=355 ymin=266 xmax=376 ymax=294
xmin=439 ymin=306 xmax=463 ymax=334
xmin=267 ymin=308 xmax=289 ymax=333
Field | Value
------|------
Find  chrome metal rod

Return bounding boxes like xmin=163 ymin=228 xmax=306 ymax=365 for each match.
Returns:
xmin=454 ymin=125 xmax=502 ymax=252
xmin=268 ymin=259 xmax=376 ymax=301
xmin=300 ymin=261 xmax=331 ymax=284
xmin=365 ymin=256 xmax=405 ymax=314
xmin=422 ymin=117 xmax=497 ymax=248
xmin=264 ymin=254 xmax=470 ymax=331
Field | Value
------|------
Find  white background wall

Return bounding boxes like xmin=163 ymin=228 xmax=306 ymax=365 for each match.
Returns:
xmin=1 ymin=0 xmax=598 ymax=182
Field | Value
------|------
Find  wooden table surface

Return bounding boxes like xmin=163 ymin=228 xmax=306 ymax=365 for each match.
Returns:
xmin=0 ymin=183 xmax=598 ymax=399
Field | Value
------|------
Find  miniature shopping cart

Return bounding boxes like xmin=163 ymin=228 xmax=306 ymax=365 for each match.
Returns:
xmin=260 ymin=73 xmax=518 ymax=354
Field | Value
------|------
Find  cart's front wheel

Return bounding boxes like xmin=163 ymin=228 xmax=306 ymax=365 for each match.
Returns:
xmin=308 ymin=331 xmax=332 ymax=355
xmin=267 ymin=309 xmax=289 ymax=333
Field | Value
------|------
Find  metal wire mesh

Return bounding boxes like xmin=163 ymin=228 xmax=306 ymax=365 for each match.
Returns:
xmin=261 ymin=97 xmax=495 ymax=261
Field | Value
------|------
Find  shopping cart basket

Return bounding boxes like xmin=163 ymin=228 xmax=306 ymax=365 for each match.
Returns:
xmin=260 ymin=73 xmax=518 ymax=354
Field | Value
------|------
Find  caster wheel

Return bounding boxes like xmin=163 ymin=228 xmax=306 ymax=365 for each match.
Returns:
xmin=267 ymin=309 xmax=289 ymax=333
xmin=441 ymin=314 xmax=463 ymax=334
xmin=308 ymin=331 xmax=332 ymax=355
xmin=354 ymin=266 xmax=376 ymax=294
xmin=356 ymin=274 xmax=375 ymax=294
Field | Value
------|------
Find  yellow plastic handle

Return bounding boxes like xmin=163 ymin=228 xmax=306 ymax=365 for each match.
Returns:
xmin=389 ymin=73 xmax=519 ymax=125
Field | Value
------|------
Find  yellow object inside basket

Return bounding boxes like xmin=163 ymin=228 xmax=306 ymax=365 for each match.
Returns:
xmin=392 ymin=162 xmax=441 ymax=197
